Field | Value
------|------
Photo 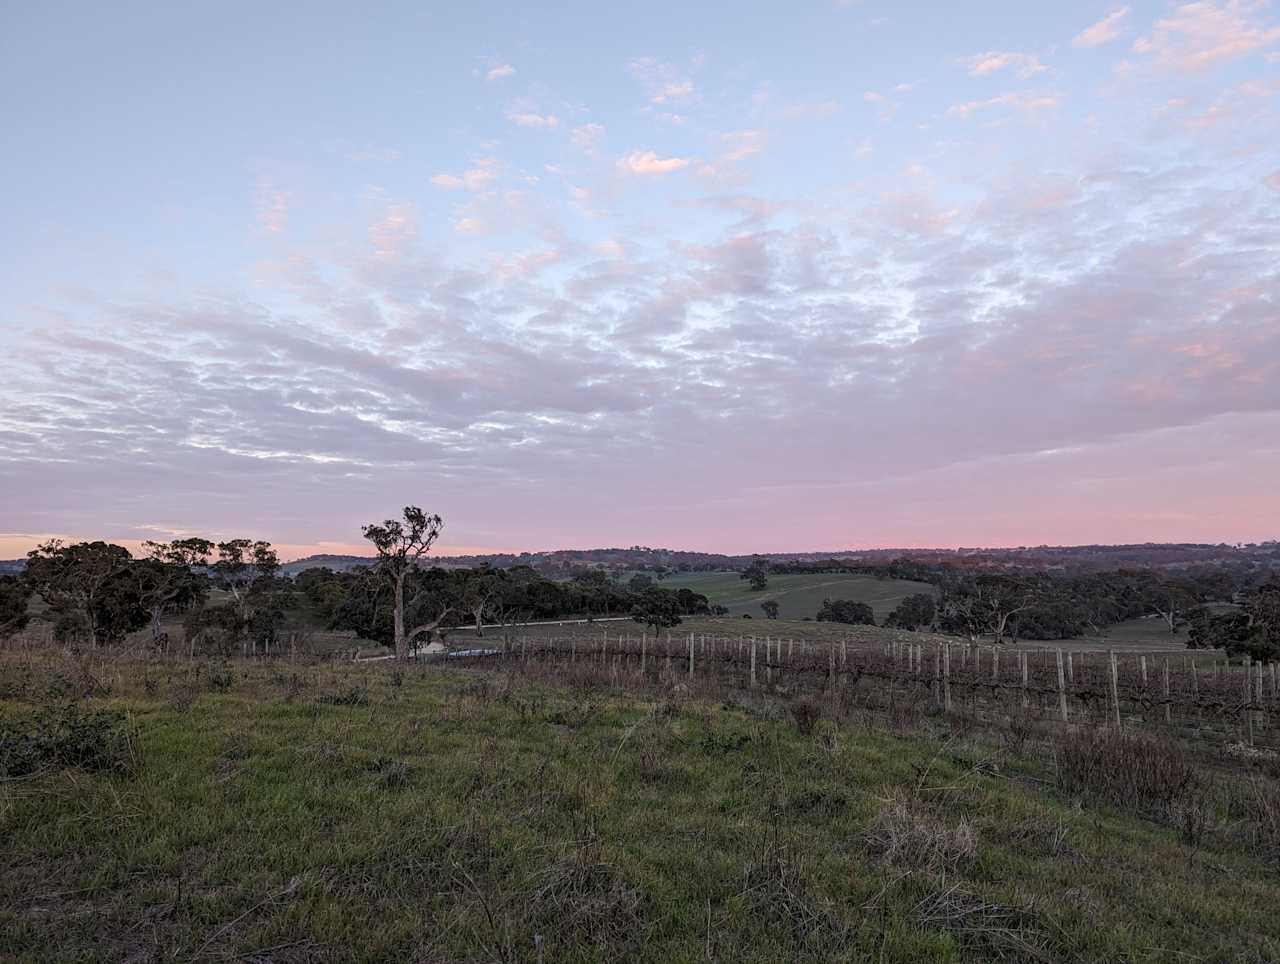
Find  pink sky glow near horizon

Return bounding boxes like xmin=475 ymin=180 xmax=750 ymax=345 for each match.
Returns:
xmin=1 ymin=2 xmax=1278 ymax=559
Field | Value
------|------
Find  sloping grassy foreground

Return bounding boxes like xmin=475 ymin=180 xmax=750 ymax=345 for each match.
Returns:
xmin=2 ymin=656 xmax=1279 ymax=962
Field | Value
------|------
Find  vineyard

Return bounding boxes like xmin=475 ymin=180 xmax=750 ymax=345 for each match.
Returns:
xmin=438 ymin=626 xmax=1279 ymax=749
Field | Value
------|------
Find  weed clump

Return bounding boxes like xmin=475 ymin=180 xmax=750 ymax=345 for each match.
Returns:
xmin=318 ymin=685 xmax=370 ymax=707
xmin=524 ymin=835 xmax=649 ymax=956
xmin=739 ymin=827 xmax=849 ymax=953
xmin=0 ymin=704 xmax=139 ymax=778
xmin=789 ymin=697 xmax=823 ymax=736
xmin=700 ymin=729 xmax=751 ymax=756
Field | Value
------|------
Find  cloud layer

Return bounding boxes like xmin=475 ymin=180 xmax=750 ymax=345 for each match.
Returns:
xmin=2 ymin=1 xmax=1278 ymax=555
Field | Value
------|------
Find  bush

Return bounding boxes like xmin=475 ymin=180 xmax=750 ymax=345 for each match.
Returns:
xmin=1055 ymin=729 xmax=1199 ymax=814
xmin=816 ymin=598 xmax=876 ymax=626
xmin=0 ymin=704 xmax=139 ymax=778
xmin=789 ymin=697 xmax=823 ymax=736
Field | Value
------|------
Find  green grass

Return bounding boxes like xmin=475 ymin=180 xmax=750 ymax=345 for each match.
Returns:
xmin=1066 ymin=603 xmax=1239 ymax=652
xmin=3 ymin=652 xmax=1280 ymax=961
xmin=635 ymin=571 xmax=936 ymax=620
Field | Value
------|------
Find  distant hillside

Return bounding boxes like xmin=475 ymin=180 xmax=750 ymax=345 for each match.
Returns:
xmin=279 ymin=554 xmax=376 ymax=576
xmin=283 ymin=541 xmax=1279 ymax=577
xmin=5 ymin=542 xmax=1276 ymax=581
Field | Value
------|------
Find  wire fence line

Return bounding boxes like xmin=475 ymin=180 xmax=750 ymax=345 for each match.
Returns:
xmin=443 ymin=629 xmax=1279 ymax=749
xmin=8 ymin=622 xmax=1274 ymax=748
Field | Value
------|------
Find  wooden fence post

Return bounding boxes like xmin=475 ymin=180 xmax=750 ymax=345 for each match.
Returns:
xmin=640 ymin=632 xmax=647 ymax=675
xmin=1055 ymin=649 xmax=1068 ymax=723
xmin=943 ymin=643 xmax=952 ymax=712
xmin=750 ymin=637 xmax=758 ymax=688
xmin=1140 ymin=655 xmax=1148 ymax=689
xmin=1245 ymin=655 xmax=1254 ymax=745
xmin=1163 ymin=658 xmax=1171 ymax=725
xmin=1108 ymin=650 xmax=1121 ymax=728
xmin=1021 ymin=652 xmax=1029 ymax=709
xmin=688 ymin=632 xmax=694 ymax=679
xmin=992 ymin=647 xmax=1000 ymax=683
xmin=933 ymin=644 xmax=942 ymax=707
xmin=1257 ymin=661 xmax=1265 ymax=733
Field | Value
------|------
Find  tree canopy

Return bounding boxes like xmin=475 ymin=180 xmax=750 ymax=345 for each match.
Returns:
xmin=816 ymin=598 xmax=876 ymax=626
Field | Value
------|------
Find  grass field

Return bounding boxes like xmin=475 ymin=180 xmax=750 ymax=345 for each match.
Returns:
xmin=1031 ymin=603 xmax=1239 ymax=653
xmin=632 ymin=571 xmax=937 ymax=620
xmin=498 ymin=616 xmax=951 ymax=650
xmin=4 ymin=646 xmax=1280 ymax=961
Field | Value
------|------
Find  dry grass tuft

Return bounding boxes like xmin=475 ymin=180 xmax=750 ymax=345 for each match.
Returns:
xmin=864 ymin=789 xmax=977 ymax=875
xmin=913 ymin=884 xmax=1052 ymax=961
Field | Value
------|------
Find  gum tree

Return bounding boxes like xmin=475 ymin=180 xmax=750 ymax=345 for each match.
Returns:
xmin=361 ymin=507 xmax=448 ymax=660
xmin=24 ymin=540 xmax=135 ymax=645
xmin=136 ymin=538 xmax=213 ymax=645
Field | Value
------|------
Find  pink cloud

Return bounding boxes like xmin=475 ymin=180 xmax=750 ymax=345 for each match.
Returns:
xmin=1073 ymin=7 xmax=1130 ymax=47
xmin=945 ymin=91 xmax=1061 ymax=119
xmin=959 ymin=51 xmax=1048 ymax=78
xmin=1133 ymin=1 xmax=1280 ymax=70
xmin=616 ymin=150 xmax=690 ymax=174
xmin=254 ymin=180 xmax=289 ymax=235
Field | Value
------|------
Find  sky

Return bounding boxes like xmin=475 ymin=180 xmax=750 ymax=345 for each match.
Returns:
xmin=1 ymin=1 xmax=1278 ymax=560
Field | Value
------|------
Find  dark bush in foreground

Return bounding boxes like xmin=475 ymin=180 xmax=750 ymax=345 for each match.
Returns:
xmin=0 ymin=704 xmax=139 ymax=777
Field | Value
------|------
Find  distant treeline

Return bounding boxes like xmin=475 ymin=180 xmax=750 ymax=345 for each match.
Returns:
xmin=2 ymin=532 xmax=1277 ymax=659
xmin=0 ymin=539 xmax=717 ymax=655
xmin=198 ymin=539 xmax=1280 ymax=580
xmin=765 ymin=555 xmax=1277 ymax=644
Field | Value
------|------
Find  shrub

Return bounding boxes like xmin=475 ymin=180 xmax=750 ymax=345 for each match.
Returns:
xmin=1229 ymin=776 xmax=1280 ymax=855
xmin=1054 ymin=728 xmax=1199 ymax=813
xmin=816 ymin=598 xmax=876 ymax=626
xmin=789 ymin=697 xmax=823 ymax=736
xmin=0 ymin=704 xmax=139 ymax=778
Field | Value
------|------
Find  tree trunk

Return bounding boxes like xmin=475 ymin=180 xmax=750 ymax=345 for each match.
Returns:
xmin=406 ymin=609 xmax=452 ymax=653
xmin=393 ymin=573 xmax=407 ymax=661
